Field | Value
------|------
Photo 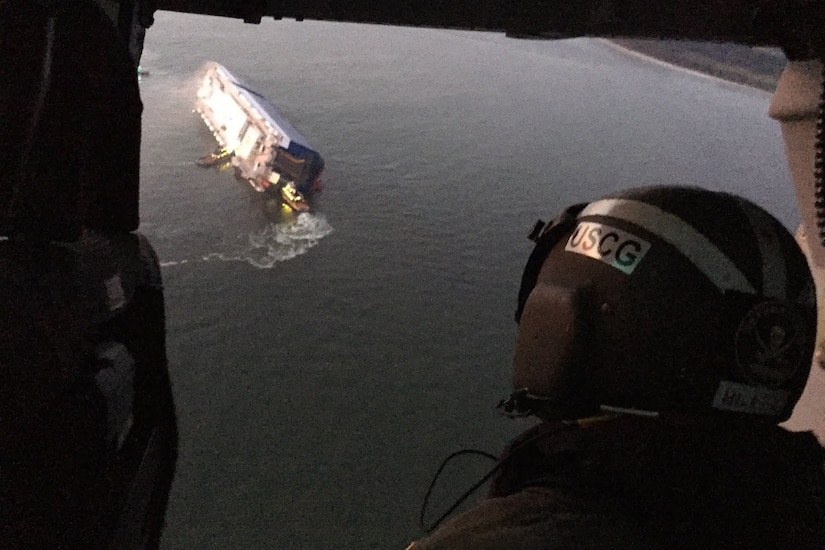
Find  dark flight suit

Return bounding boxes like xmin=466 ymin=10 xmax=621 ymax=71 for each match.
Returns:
xmin=408 ymin=417 xmax=825 ymax=550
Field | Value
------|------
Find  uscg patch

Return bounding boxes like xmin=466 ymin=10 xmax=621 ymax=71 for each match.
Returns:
xmin=565 ymin=222 xmax=650 ymax=274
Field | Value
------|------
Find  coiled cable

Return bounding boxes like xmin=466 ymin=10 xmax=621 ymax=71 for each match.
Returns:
xmin=814 ymin=61 xmax=825 ymax=245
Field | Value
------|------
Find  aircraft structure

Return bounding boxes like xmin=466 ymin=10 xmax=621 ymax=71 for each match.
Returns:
xmin=1 ymin=1 xmax=824 ymax=548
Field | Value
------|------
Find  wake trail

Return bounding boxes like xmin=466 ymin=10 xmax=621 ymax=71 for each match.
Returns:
xmin=159 ymin=212 xmax=333 ymax=269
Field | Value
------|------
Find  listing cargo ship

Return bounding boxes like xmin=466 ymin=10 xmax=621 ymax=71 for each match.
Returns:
xmin=194 ymin=61 xmax=324 ymax=207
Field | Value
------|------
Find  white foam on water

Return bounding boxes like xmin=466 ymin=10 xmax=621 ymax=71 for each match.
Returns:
xmin=203 ymin=213 xmax=333 ymax=269
xmin=159 ymin=259 xmax=190 ymax=267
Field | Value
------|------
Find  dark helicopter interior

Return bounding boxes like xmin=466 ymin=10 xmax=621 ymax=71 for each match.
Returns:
xmin=154 ymin=0 xmax=820 ymax=50
xmin=2 ymin=1 xmax=825 ymax=549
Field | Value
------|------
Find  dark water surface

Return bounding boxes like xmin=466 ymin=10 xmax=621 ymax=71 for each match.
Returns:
xmin=138 ymin=13 xmax=818 ymax=549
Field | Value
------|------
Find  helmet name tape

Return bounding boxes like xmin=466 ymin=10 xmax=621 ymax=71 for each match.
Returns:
xmin=712 ymin=380 xmax=789 ymax=416
xmin=580 ymin=199 xmax=757 ymax=294
xmin=565 ymin=221 xmax=650 ymax=274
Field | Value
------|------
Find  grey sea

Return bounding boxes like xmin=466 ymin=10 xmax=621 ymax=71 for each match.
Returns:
xmin=138 ymin=12 xmax=824 ymax=549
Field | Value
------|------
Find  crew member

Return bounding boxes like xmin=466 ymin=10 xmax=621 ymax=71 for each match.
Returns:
xmin=409 ymin=185 xmax=825 ymax=549
xmin=0 ymin=1 xmax=177 ymax=548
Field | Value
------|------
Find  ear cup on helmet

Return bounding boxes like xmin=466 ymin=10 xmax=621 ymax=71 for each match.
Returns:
xmin=512 ymin=285 xmax=595 ymax=417
xmin=709 ymin=293 xmax=816 ymax=420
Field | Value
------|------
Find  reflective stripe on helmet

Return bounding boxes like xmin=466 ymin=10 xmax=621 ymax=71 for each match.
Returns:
xmin=579 ymin=199 xmax=757 ymax=294
xmin=733 ymin=197 xmax=787 ymax=300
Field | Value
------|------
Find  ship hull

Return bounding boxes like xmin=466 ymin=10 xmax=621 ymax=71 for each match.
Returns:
xmin=194 ymin=62 xmax=324 ymax=197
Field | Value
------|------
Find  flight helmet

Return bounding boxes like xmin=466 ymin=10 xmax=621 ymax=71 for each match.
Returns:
xmin=507 ymin=186 xmax=816 ymax=423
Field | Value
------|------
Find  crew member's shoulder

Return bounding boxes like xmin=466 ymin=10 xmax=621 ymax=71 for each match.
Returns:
xmin=406 ymin=486 xmax=647 ymax=550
